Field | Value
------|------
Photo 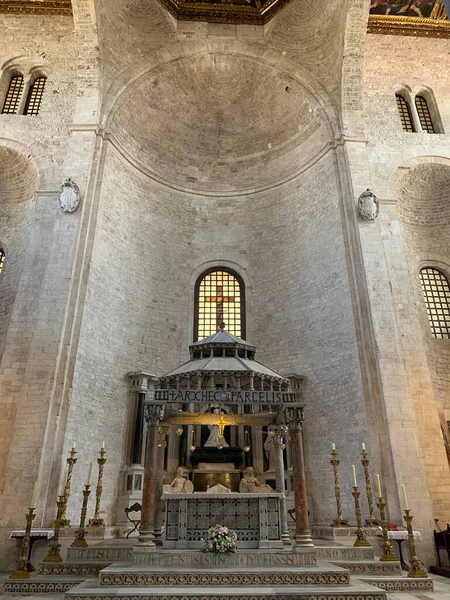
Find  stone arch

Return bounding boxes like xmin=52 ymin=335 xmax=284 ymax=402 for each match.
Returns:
xmin=0 ymin=146 xmax=38 ymax=360
xmin=384 ymin=154 xmax=450 ymax=200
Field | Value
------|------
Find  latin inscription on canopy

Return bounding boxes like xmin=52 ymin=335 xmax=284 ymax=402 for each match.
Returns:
xmin=153 ymin=389 xmax=298 ymax=405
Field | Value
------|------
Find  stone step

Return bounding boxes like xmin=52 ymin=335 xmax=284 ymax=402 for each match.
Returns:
xmin=330 ymin=560 xmax=401 ymax=576
xmin=38 ymin=562 xmax=111 ymax=576
xmin=98 ymin=562 xmax=350 ymax=587
xmin=65 ymin=580 xmax=386 ymax=600
xmin=4 ymin=576 xmax=88 ymax=594
xmin=315 ymin=546 xmax=375 ymax=561
xmin=359 ymin=576 xmax=434 ymax=592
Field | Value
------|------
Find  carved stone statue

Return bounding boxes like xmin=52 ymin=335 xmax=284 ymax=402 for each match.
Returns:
xmin=239 ymin=467 xmax=273 ymax=493
xmin=163 ymin=467 xmax=194 ymax=494
xmin=263 ymin=427 xmax=276 ymax=472
xmin=59 ymin=178 xmax=81 ymax=213
xmin=358 ymin=189 xmax=379 ymax=221
xmin=204 ymin=408 xmax=229 ymax=448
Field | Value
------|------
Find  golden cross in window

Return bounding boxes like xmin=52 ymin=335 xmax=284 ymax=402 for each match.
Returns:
xmin=205 ymin=285 xmax=235 ymax=331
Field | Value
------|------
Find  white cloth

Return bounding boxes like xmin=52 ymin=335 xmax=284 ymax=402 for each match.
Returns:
xmin=376 ymin=527 xmax=421 ymax=539
xmin=10 ymin=529 xmax=54 ymax=539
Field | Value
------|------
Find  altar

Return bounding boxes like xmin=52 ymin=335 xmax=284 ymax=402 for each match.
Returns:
xmin=163 ymin=492 xmax=284 ymax=549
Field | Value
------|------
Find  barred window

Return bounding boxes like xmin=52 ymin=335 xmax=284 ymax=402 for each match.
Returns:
xmin=2 ymin=75 xmax=24 ymax=114
xmin=24 ymin=76 xmax=46 ymax=116
xmin=419 ymin=267 xmax=450 ymax=339
xmin=0 ymin=249 xmax=4 ymax=274
xmin=396 ymin=94 xmax=415 ymax=133
xmin=194 ymin=269 xmax=245 ymax=341
xmin=415 ymin=96 xmax=435 ymax=134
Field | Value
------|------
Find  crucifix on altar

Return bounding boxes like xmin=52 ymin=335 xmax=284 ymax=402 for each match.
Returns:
xmin=205 ymin=285 xmax=235 ymax=331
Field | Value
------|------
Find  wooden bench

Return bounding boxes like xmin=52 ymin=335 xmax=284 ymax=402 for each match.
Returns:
xmin=434 ymin=523 xmax=450 ymax=566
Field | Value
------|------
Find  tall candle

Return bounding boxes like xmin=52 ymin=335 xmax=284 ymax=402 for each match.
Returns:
xmin=86 ymin=462 xmax=93 ymax=486
xmin=60 ymin=469 xmax=68 ymax=497
xmin=31 ymin=482 xmax=38 ymax=508
xmin=361 ymin=442 xmax=366 ymax=451
xmin=376 ymin=474 xmax=382 ymax=498
xmin=101 ymin=441 xmax=105 ymax=449
xmin=331 ymin=443 xmax=336 ymax=451
xmin=72 ymin=441 xmax=76 ymax=449
xmin=401 ymin=483 xmax=409 ymax=510
xmin=352 ymin=464 xmax=357 ymax=487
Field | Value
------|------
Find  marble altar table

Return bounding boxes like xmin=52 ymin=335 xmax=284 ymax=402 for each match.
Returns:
xmin=163 ymin=492 xmax=284 ymax=549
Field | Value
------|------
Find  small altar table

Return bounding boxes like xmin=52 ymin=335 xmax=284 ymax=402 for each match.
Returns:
xmin=377 ymin=529 xmax=421 ymax=571
xmin=163 ymin=492 xmax=284 ymax=549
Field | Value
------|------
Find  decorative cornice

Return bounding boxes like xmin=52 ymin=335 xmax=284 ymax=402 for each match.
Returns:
xmin=368 ymin=14 xmax=450 ymax=38
xmin=0 ymin=0 xmax=72 ymax=15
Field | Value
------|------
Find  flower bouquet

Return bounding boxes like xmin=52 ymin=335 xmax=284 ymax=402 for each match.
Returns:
xmin=203 ymin=524 xmax=238 ymax=554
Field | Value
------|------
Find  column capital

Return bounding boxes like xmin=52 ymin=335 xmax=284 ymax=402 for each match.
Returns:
xmin=128 ymin=371 xmax=158 ymax=393
xmin=285 ymin=406 xmax=305 ymax=427
xmin=144 ymin=404 xmax=165 ymax=425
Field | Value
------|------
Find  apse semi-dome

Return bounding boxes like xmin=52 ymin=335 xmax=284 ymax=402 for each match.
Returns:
xmin=110 ymin=53 xmax=329 ymax=193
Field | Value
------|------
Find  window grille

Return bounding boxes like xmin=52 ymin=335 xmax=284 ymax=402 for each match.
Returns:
xmin=419 ymin=267 xmax=450 ymax=339
xmin=0 ymin=249 xmax=4 ymax=274
xmin=2 ymin=75 xmax=24 ymax=114
xmin=396 ymin=94 xmax=415 ymax=132
xmin=194 ymin=269 xmax=245 ymax=341
xmin=415 ymin=96 xmax=435 ymax=134
xmin=24 ymin=77 xmax=46 ymax=116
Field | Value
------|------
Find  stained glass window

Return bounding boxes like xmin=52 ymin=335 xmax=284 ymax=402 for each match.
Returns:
xmin=419 ymin=267 xmax=450 ymax=339
xmin=2 ymin=75 xmax=24 ymax=114
xmin=24 ymin=76 xmax=46 ymax=116
xmin=195 ymin=269 xmax=245 ymax=341
xmin=396 ymin=94 xmax=415 ymax=133
xmin=415 ymin=96 xmax=435 ymax=134
xmin=0 ymin=249 xmax=4 ymax=274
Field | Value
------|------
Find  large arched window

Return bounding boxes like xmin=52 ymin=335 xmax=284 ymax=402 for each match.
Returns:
xmin=396 ymin=93 xmax=415 ymax=132
xmin=419 ymin=267 xmax=450 ymax=339
xmin=194 ymin=268 xmax=245 ymax=341
xmin=415 ymin=95 xmax=435 ymax=134
xmin=2 ymin=75 xmax=24 ymax=114
xmin=24 ymin=76 xmax=46 ymax=116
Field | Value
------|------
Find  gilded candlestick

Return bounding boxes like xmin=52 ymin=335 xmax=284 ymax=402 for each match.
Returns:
xmin=330 ymin=449 xmax=349 ymax=527
xmin=376 ymin=496 xmax=398 ymax=561
xmin=89 ymin=447 xmax=106 ymax=527
xmin=9 ymin=508 xmax=36 ymax=579
xmin=404 ymin=508 xmax=428 ymax=578
xmin=43 ymin=495 xmax=66 ymax=562
xmin=352 ymin=486 xmax=371 ymax=547
xmin=71 ymin=485 xmax=91 ymax=547
xmin=361 ymin=449 xmax=379 ymax=526
xmin=60 ymin=446 xmax=77 ymax=528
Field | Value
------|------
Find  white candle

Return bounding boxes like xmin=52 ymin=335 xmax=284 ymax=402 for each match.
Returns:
xmin=361 ymin=442 xmax=366 ymax=451
xmin=352 ymin=464 xmax=357 ymax=487
xmin=31 ymin=482 xmax=38 ymax=508
xmin=401 ymin=483 xmax=409 ymax=510
xmin=331 ymin=443 xmax=336 ymax=451
xmin=86 ymin=462 xmax=93 ymax=486
xmin=60 ymin=469 xmax=68 ymax=496
xmin=101 ymin=441 xmax=105 ymax=449
xmin=72 ymin=441 xmax=76 ymax=449
xmin=376 ymin=474 xmax=382 ymax=498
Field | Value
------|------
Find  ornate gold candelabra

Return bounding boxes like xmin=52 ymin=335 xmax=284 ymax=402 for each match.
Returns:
xmin=361 ymin=448 xmax=379 ymax=526
xmin=43 ymin=495 xmax=66 ymax=562
xmin=89 ymin=447 xmax=106 ymax=527
xmin=352 ymin=486 xmax=371 ymax=547
xmin=9 ymin=508 xmax=36 ymax=579
xmin=60 ymin=446 xmax=77 ymax=527
xmin=376 ymin=496 xmax=398 ymax=562
xmin=330 ymin=448 xmax=349 ymax=527
xmin=71 ymin=484 xmax=91 ymax=547
xmin=404 ymin=509 xmax=428 ymax=578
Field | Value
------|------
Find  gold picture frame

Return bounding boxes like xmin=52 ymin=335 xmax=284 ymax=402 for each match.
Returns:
xmin=0 ymin=0 xmax=72 ymax=15
xmin=368 ymin=0 xmax=449 ymax=37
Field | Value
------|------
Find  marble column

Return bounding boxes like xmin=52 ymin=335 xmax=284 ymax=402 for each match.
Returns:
xmin=287 ymin=407 xmax=314 ymax=548
xmin=273 ymin=427 xmax=291 ymax=545
xmin=138 ymin=404 xmax=164 ymax=547
xmin=153 ymin=425 xmax=170 ymax=546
